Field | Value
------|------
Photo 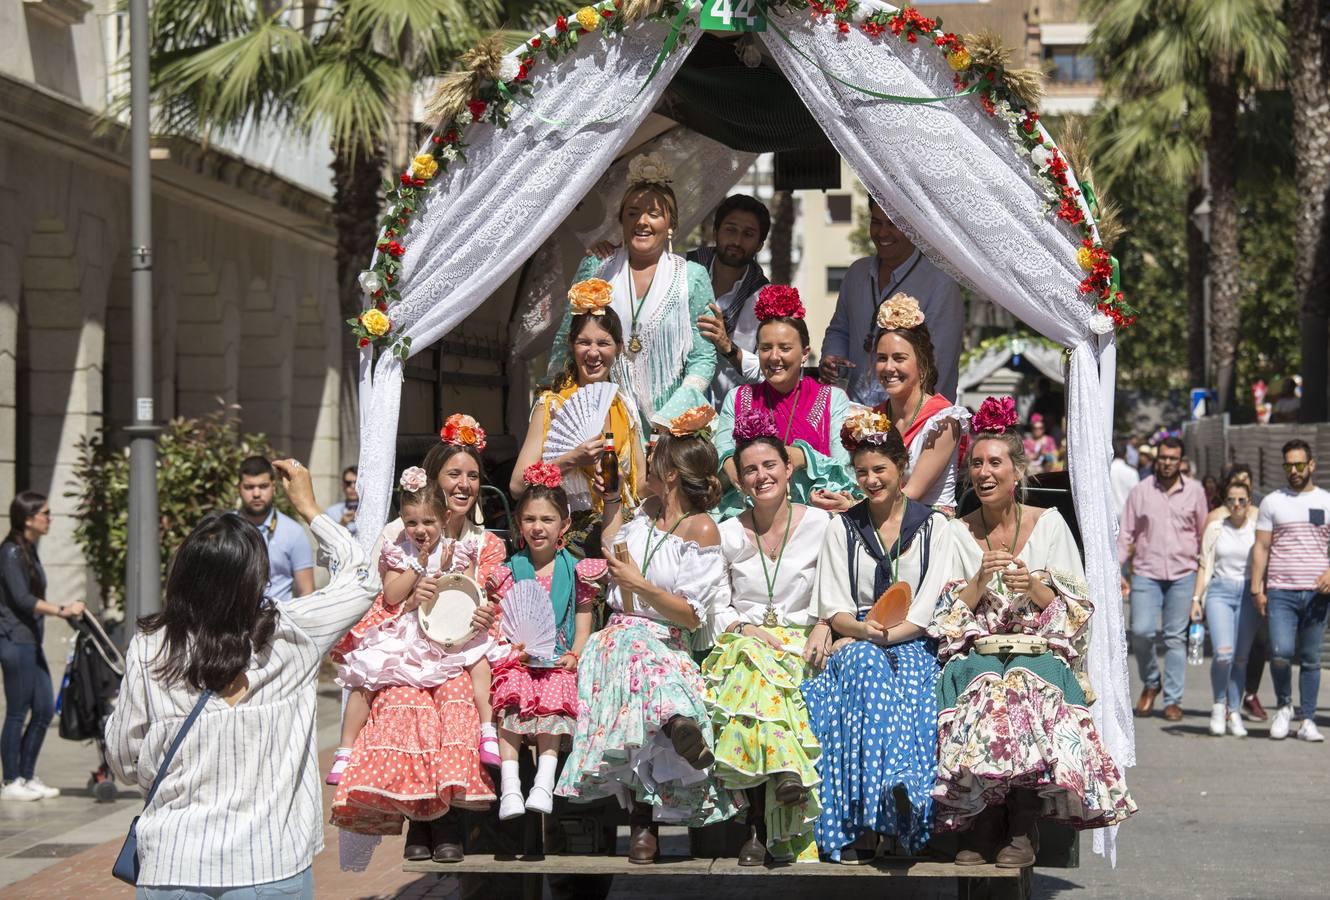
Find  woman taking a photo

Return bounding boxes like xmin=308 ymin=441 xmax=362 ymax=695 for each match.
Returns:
xmin=106 ymin=460 xmax=378 ymax=895
xmin=1192 ymin=478 xmax=1260 ymax=737
xmin=800 ymin=411 xmax=954 ymax=863
xmin=1 ymin=493 xmax=84 ymax=801
xmin=549 ymin=152 xmax=717 ymax=428
xmin=703 ymin=408 xmax=834 ymax=864
xmin=712 ymin=285 xmax=857 ymax=518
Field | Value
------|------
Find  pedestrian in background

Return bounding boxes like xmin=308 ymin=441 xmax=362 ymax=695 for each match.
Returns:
xmin=1250 ymin=440 xmax=1330 ymax=742
xmin=324 ymin=466 xmax=360 ymax=538
xmin=0 ymin=492 xmax=86 ymax=802
xmin=238 ymin=456 xmax=314 ymax=601
xmin=1191 ymin=479 xmax=1258 ymax=737
xmin=106 ymin=460 xmax=378 ymax=896
xmin=1212 ymin=463 xmax=1269 ymax=721
xmin=1118 ymin=437 xmax=1209 ymax=721
xmin=1110 ymin=439 xmax=1139 ymax=519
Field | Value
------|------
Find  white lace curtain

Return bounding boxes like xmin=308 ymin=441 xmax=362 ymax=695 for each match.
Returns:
xmin=355 ymin=4 xmax=1130 ymax=860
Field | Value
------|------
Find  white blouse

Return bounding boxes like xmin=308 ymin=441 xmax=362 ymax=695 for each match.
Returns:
xmin=909 ymin=404 xmax=971 ymax=509
xmin=814 ymin=504 xmax=955 ymax=629
xmin=608 ymin=509 xmax=730 ymax=630
xmin=1199 ymin=515 xmax=1256 ymax=583
xmin=714 ymin=506 xmax=833 ymax=633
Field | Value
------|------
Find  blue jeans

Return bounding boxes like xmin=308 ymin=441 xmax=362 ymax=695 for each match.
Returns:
xmin=0 ymin=636 xmax=54 ymax=783
xmin=138 ymin=868 xmax=313 ymax=899
xmin=1129 ymin=573 xmax=1195 ymax=705
xmin=1204 ymin=578 xmax=1260 ymax=709
xmin=1266 ymin=589 xmax=1330 ymax=720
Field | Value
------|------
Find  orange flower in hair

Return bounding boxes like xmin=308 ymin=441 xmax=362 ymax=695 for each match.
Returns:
xmin=440 ymin=413 xmax=487 ymax=451
xmin=568 ymin=278 xmax=613 ymax=315
xmin=668 ymin=405 xmax=716 ymax=437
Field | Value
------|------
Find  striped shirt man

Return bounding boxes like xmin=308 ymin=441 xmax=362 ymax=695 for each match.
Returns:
xmin=1256 ymin=486 xmax=1330 ymax=590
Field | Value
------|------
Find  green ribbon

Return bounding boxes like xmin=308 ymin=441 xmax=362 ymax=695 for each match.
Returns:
xmin=767 ymin=20 xmax=981 ymax=106
xmin=497 ymin=3 xmax=693 ymax=131
xmin=1081 ymin=179 xmax=1100 ymax=218
xmin=1109 ymin=256 xmax=1121 ymax=295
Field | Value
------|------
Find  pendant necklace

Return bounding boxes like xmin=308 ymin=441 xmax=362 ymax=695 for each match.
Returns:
xmin=980 ymin=502 xmax=1024 ymax=592
xmin=752 ymin=502 xmax=794 ymax=628
xmin=627 ymin=263 xmax=655 ymax=355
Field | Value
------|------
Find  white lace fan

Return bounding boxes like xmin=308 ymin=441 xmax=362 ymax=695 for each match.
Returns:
xmin=542 ymin=381 xmax=619 ymax=509
xmin=499 ymin=580 xmax=558 ymax=663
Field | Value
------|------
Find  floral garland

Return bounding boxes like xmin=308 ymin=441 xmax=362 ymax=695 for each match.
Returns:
xmin=350 ymin=2 xmax=1136 ymax=356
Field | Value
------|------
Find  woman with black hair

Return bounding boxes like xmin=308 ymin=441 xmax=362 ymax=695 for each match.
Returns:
xmin=105 ymin=460 xmax=378 ymax=895
xmin=1 ymin=492 xmax=84 ymax=802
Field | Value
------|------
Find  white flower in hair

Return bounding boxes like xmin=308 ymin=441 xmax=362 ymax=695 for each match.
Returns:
xmin=498 ymin=56 xmax=520 ymax=83
xmin=627 ymin=152 xmax=672 ymax=187
xmin=1089 ymin=312 xmax=1115 ymax=335
xmin=358 ymin=270 xmax=383 ymax=295
xmin=399 ymin=466 xmax=428 ymax=493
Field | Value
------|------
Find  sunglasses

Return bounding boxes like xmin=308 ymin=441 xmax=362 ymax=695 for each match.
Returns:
xmin=1283 ymin=462 xmax=1310 ymax=473
xmin=1223 ymin=497 xmax=1249 ymax=507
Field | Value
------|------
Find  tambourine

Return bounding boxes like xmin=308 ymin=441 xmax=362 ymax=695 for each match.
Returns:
xmin=973 ymin=634 xmax=1049 ymax=656
xmin=418 ymin=573 xmax=483 ymax=651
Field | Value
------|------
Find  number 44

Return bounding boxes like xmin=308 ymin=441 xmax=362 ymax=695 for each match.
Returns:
xmin=711 ymin=0 xmax=758 ymax=26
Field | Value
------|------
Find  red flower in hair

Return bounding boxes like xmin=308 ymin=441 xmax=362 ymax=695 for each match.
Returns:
xmin=523 ymin=461 xmax=562 ymax=489
xmin=753 ymin=284 xmax=806 ymax=321
xmin=972 ymin=396 xmax=1018 ymax=434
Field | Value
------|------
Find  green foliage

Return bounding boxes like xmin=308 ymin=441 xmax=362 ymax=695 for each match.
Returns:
xmin=65 ymin=405 xmax=289 ymax=616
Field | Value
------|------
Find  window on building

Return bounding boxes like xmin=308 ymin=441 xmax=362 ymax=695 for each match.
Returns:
xmin=1043 ymin=46 xmax=1097 ymax=84
xmin=825 ymin=193 xmax=853 ymax=224
xmin=826 ymin=266 xmax=849 ymax=294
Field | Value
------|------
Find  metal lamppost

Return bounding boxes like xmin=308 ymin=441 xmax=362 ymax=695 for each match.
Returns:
xmin=124 ymin=0 xmax=161 ymax=630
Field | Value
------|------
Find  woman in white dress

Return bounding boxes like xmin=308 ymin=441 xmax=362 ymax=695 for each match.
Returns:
xmin=701 ymin=408 xmax=835 ymax=865
xmin=871 ymin=294 xmax=969 ymax=513
xmin=549 ymin=153 xmax=716 ymax=428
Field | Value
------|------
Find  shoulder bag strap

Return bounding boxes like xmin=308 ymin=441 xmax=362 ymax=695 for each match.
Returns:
xmin=142 ymin=690 xmax=213 ymax=808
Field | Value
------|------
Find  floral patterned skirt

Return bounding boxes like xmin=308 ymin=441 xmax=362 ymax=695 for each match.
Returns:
xmin=331 ymin=675 xmax=495 ymax=835
xmin=702 ymin=626 xmax=821 ymax=863
xmin=491 ymin=655 xmax=579 ymax=743
xmin=932 ymin=651 xmax=1136 ymax=831
xmin=801 ymin=638 xmax=939 ymax=859
xmin=554 ymin=614 xmax=739 ymax=827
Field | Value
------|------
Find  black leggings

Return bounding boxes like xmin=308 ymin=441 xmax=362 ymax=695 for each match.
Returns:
xmin=1245 ymin=617 xmax=1270 ymax=695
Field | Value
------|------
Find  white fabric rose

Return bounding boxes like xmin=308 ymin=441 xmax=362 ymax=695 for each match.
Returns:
xmin=456 ymin=108 xmax=473 ymax=127
xmin=399 ymin=466 xmax=428 ymax=493
xmin=498 ymin=56 xmax=520 ymax=83
xmin=1030 ymin=145 xmax=1052 ymax=171
xmin=358 ymin=270 xmax=383 ymax=295
xmin=627 ymin=151 xmax=672 ymax=186
xmin=441 ymin=145 xmax=459 ymax=162
xmin=1089 ymin=312 xmax=1115 ymax=335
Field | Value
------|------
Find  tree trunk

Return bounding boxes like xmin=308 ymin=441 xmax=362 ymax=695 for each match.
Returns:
xmin=331 ymin=144 xmax=387 ymax=461
xmin=768 ymin=190 xmax=795 ymax=284
xmin=1206 ymin=59 xmax=1241 ymax=413
xmin=1292 ymin=0 xmax=1330 ymax=422
xmin=1186 ymin=181 xmax=1208 ymax=389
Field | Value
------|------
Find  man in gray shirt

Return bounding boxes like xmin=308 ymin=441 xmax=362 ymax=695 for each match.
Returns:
xmin=819 ymin=199 xmax=964 ymax=404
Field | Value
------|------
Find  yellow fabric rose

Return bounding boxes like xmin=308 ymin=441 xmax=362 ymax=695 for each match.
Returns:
xmin=360 ymin=308 xmax=391 ymax=337
xmin=1076 ymin=245 xmax=1095 ymax=272
xmin=575 ymin=6 xmax=601 ymax=31
xmin=946 ymin=49 xmax=972 ymax=72
xmin=411 ymin=153 xmax=439 ymax=180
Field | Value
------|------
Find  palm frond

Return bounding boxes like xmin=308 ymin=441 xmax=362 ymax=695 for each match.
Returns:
xmin=294 ymin=48 xmax=411 ymax=158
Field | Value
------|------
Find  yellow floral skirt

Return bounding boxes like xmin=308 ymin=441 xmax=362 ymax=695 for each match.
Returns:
xmin=701 ymin=625 xmax=822 ymax=862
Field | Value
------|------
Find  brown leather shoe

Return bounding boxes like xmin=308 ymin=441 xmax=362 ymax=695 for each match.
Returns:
xmin=628 ymin=823 xmax=659 ymax=864
xmin=403 ymin=820 xmax=432 ymax=861
xmin=1134 ymin=686 xmax=1160 ymax=717
xmin=995 ymin=791 xmax=1039 ymax=869
xmin=772 ymin=771 xmax=806 ymax=807
xmin=430 ymin=817 xmax=464 ymax=863
xmin=738 ymin=825 xmax=767 ymax=867
xmin=955 ymin=805 xmax=1003 ymax=866
xmin=663 ymin=715 xmax=714 ymax=770
xmin=1163 ymin=703 xmax=1184 ymax=722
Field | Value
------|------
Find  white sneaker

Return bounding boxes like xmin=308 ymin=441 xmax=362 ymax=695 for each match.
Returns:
xmin=22 ymin=777 xmax=59 ymax=799
xmin=1208 ymin=703 xmax=1226 ymax=736
xmin=1297 ymin=719 xmax=1325 ymax=742
xmin=498 ymin=792 xmax=526 ymax=821
xmin=1226 ymin=712 xmax=1248 ymax=737
xmin=0 ymin=780 xmax=42 ymax=802
xmin=1270 ymin=705 xmax=1294 ymax=740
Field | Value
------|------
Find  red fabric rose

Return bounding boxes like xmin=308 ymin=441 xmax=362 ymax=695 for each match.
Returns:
xmin=753 ymin=284 xmax=806 ymax=321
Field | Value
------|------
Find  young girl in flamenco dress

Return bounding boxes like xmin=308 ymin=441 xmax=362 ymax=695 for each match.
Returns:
xmin=488 ymin=463 xmax=603 ymax=819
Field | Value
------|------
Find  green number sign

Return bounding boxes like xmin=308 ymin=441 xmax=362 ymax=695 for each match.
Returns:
xmin=700 ymin=0 xmax=767 ymax=33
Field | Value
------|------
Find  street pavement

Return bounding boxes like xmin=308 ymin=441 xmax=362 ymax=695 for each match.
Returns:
xmin=1 ymin=652 xmax=1326 ymax=898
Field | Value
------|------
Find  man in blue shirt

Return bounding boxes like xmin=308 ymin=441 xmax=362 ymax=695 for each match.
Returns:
xmin=322 ymin=466 xmax=359 ymax=538
xmin=238 ymin=456 xmax=314 ymax=601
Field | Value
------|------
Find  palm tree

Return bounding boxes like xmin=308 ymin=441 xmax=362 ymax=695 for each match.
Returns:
xmin=1086 ymin=0 xmax=1287 ymax=411
xmin=1290 ymin=0 xmax=1330 ymax=422
xmin=134 ymin=0 xmax=562 ymax=437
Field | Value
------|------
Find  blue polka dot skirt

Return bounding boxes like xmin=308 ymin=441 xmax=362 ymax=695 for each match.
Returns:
xmin=801 ymin=637 xmax=940 ymax=859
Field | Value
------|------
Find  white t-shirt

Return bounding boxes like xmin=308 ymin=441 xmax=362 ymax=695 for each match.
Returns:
xmin=1199 ymin=515 xmax=1256 ymax=583
xmin=1255 ymin=487 xmax=1330 ymax=591
xmin=1110 ymin=458 xmax=1139 ymax=518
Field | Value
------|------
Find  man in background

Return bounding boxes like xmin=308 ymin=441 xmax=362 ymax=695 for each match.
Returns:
xmin=238 ymin=456 xmax=314 ymax=601
xmin=1111 ymin=438 xmax=1139 ymax=519
xmin=324 ymin=466 xmax=360 ymax=538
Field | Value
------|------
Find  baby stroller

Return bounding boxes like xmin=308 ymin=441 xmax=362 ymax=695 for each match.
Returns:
xmin=57 ymin=612 xmax=125 ymax=802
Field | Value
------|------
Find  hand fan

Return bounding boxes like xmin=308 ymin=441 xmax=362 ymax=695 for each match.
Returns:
xmin=500 ymin=580 xmax=558 ymax=664
xmin=543 ymin=381 xmax=619 ymax=459
xmin=866 ymin=581 xmax=912 ymax=630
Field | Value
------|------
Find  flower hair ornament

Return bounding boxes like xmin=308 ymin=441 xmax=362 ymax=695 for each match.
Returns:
xmin=399 ymin=466 xmax=428 ymax=493
xmin=876 ymin=293 xmax=926 ymax=331
xmin=972 ymin=396 xmax=1019 ymax=435
xmin=839 ymin=409 xmax=896 ymax=452
xmin=732 ymin=406 xmax=779 ymax=443
xmin=753 ymin=284 xmax=805 ymax=321
xmin=568 ymin=278 xmax=613 ymax=316
xmin=523 ymin=461 xmax=563 ymax=489
xmin=440 ymin=413 xmax=487 ymax=452
xmin=627 ymin=152 xmax=673 ymax=187
xmin=668 ymin=405 xmax=717 ymax=438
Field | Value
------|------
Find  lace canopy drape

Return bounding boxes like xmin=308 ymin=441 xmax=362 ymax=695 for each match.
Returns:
xmin=355 ymin=4 xmax=1130 ymax=859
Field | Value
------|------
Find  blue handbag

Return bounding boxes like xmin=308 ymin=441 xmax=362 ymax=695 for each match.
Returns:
xmin=112 ymin=690 xmax=213 ymax=885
